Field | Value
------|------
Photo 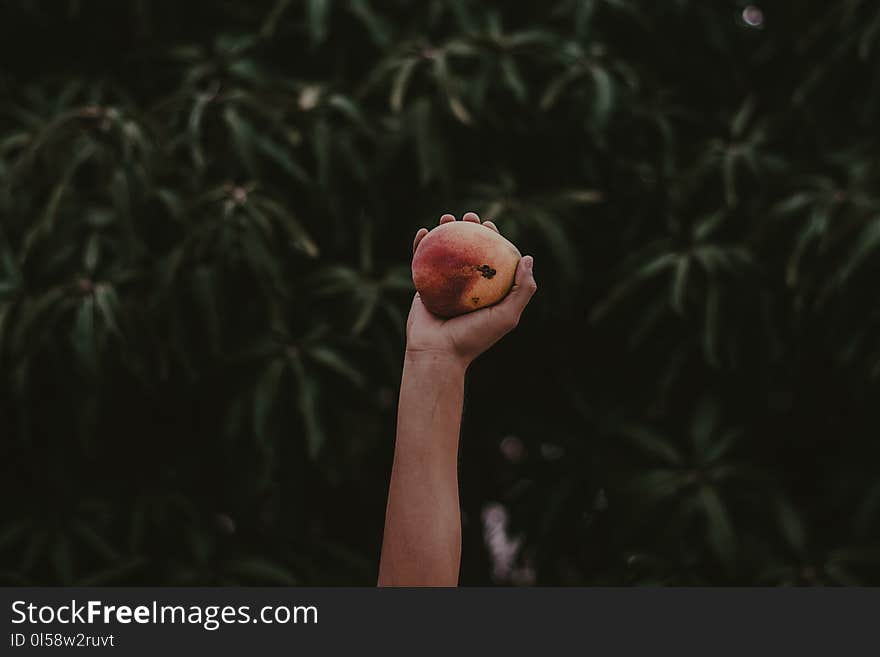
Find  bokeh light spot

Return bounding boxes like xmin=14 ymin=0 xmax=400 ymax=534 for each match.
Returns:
xmin=742 ymin=5 xmax=764 ymax=27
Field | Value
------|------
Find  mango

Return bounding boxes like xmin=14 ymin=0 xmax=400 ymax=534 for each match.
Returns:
xmin=412 ymin=221 xmax=522 ymax=317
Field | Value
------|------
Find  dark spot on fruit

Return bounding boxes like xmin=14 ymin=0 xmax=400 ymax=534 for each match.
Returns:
xmin=471 ymin=296 xmax=480 ymax=305
xmin=476 ymin=264 xmax=496 ymax=279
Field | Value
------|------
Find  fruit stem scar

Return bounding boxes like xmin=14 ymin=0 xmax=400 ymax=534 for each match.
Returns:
xmin=476 ymin=264 xmax=496 ymax=279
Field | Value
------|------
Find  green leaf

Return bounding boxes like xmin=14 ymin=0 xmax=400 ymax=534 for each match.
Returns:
xmin=390 ymin=59 xmax=418 ymax=112
xmin=540 ymin=67 xmax=584 ymax=111
xmin=260 ymin=0 xmax=294 ymax=38
xmin=500 ymin=56 xmax=527 ymax=102
xmin=83 ymin=235 xmax=100 ymax=272
xmin=310 ymin=265 xmax=362 ymax=296
xmin=352 ymin=284 xmax=379 ymax=335
xmin=625 ymin=469 xmax=685 ymax=506
xmin=381 ymin=266 xmax=414 ymax=291
xmin=435 ymin=54 xmax=472 ymax=125
xmin=50 ymin=535 xmax=74 ymax=584
xmin=839 ymin=219 xmax=880 ymax=282
xmin=11 ymin=287 xmax=68 ymax=354
xmin=188 ymin=92 xmax=211 ymax=171
xmin=254 ymin=134 xmax=310 ymax=183
xmin=307 ymin=345 xmax=365 ymax=387
xmin=591 ymin=66 xmax=615 ymax=128
xmin=349 ymin=0 xmax=391 ymax=48
xmin=253 ymin=358 xmax=286 ymax=444
xmin=93 ymin=284 xmax=120 ymax=336
xmin=21 ymin=529 xmax=49 ymax=573
xmin=327 ymin=94 xmax=372 ymax=135
xmin=699 ymin=486 xmax=735 ymax=565
xmin=307 ymin=0 xmax=330 ymax=47
xmin=823 ymin=563 xmax=860 ymax=586
xmin=224 ymin=557 xmax=297 ymax=584
xmin=336 ymin=132 xmax=368 ymax=183
xmin=590 ymin=252 xmax=677 ymax=322
xmin=772 ymin=192 xmax=815 ymax=217
xmin=618 ymin=425 xmax=684 ymax=466
xmin=216 ymin=33 xmax=258 ymax=56
xmin=71 ymin=520 xmax=119 ymax=561
xmin=722 ymin=149 xmax=738 ymax=207
xmin=0 ymin=131 xmax=31 ymax=155
xmin=701 ymin=428 xmax=741 ymax=465
xmin=412 ymin=98 xmax=436 ymax=184
xmin=313 ymin=116 xmax=331 ymax=185
xmin=556 ymin=189 xmax=603 ymax=205
xmin=110 ymin=169 xmax=136 ymax=256
xmin=447 ymin=0 xmax=476 ymax=31
xmin=228 ymin=58 xmax=265 ymax=83
xmin=223 ymin=107 xmax=259 ymax=174
xmin=24 ymin=140 xmax=97 ymax=252
xmin=290 ymin=358 xmax=324 ymax=460
xmin=670 ymin=255 xmax=690 ymax=315
xmin=574 ymin=0 xmax=597 ymax=41
xmin=731 ymin=96 xmax=755 ymax=138
xmin=72 ymin=297 xmax=97 ymax=369
xmin=703 ymin=280 xmax=721 ymax=367
xmin=253 ymin=197 xmax=319 ymax=257
xmin=693 ymin=211 xmax=726 ymax=242
xmin=192 ymin=267 xmax=221 ymax=354
xmin=690 ymin=397 xmax=719 ymax=455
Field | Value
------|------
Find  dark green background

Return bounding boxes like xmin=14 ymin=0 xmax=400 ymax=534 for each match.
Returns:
xmin=2 ymin=0 xmax=879 ymax=585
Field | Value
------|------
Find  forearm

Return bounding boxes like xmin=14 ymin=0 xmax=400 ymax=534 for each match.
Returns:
xmin=378 ymin=350 xmax=467 ymax=586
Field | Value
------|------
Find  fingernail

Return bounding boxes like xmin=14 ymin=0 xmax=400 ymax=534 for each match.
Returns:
xmin=524 ymin=256 xmax=534 ymax=271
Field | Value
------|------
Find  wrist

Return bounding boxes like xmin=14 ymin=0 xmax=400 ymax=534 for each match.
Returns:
xmin=403 ymin=348 xmax=469 ymax=376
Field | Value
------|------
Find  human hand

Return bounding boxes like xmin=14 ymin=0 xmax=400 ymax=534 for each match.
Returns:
xmin=405 ymin=212 xmax=537 ymax=368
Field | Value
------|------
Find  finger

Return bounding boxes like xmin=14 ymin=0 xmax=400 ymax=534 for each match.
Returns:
xmin=439 ymin=214 xmax=455 ymax=224
xmin=482 ymin=220 xmax=499 ymax=234
xmin=495 ymin=256 xmax=537 ymax=325
xmin=408 ymin=291 xmax=425 ymax=315
xmin=413 ymin=228 xmax=429 ymax=254
xmin=408 ymin=291 xmax=435 ymax=323
xmin=462 ymin=211 xmax=480 ymax=223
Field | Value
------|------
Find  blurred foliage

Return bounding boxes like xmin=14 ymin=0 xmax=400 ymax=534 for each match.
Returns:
xmin=2 ymin=0 xmax=880 ymax=585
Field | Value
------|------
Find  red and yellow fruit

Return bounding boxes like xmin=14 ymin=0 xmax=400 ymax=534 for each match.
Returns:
xmin=412 ymin=221 xmax=521 ymax=318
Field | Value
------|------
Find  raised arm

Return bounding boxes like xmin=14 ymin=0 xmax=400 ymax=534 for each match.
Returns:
xmin=378 ymin=212 xmax=537 ymax=586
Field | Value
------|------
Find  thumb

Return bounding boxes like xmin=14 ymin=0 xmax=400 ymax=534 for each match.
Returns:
xmin=495 ymin=256 xmax=537 ymax=324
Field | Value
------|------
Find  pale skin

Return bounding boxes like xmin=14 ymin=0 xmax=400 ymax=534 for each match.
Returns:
xmin=377 ymin=211 xmax=538 ymax=587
